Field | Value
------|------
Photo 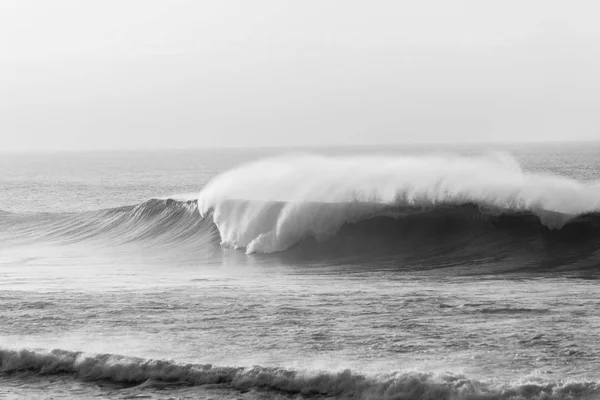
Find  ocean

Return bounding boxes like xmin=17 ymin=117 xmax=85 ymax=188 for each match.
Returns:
xmin=1 ymin=143 xmax=600 ymax=400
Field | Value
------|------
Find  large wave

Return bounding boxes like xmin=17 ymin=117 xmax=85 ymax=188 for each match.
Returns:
xmin=1 ymin=347 xmax=598 ymax=399
xmin=3 ymin=153 xmax=600 ymax=270
xmin=198 ymin=153 xmax=600 ymax=254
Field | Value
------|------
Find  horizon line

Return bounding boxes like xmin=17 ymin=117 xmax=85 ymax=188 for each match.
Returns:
xmin=1 ymin=139 xmax=599 ymax=155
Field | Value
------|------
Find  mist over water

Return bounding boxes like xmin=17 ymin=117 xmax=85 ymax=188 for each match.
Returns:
xmin=2 ymin=145 xmax=600 ymax=399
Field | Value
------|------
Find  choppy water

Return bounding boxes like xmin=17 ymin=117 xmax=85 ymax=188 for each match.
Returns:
xmin=1 ymin=143 xmax=600 ymax=399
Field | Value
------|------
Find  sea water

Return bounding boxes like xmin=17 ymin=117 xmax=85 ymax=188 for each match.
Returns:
xmin=1 ymin=143 xmax=600 ymax=399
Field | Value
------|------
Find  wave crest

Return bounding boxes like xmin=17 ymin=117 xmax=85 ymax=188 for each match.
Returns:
xmin=1 ymin=347 xmax=598 ymax=399
xmin=198 ymin=153 xmax=600 ymax=254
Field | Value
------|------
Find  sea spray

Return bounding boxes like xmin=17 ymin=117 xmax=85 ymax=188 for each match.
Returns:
xmin=198 ymin=153 xmax=600 ymax=253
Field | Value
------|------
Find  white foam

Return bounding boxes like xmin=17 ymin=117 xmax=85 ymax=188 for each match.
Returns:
xmin=1 ymin=347 xmax=597 ymax=399
xmin=197 ymin=153 xmax=600 ymax=253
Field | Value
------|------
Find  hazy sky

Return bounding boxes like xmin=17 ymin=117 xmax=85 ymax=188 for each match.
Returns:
xmin=1 ymin=0 xmax=600 ymax=151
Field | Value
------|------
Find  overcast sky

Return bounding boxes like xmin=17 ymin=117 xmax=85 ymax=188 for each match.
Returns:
xmin=1 ymin=0 xmax=600 ymax=151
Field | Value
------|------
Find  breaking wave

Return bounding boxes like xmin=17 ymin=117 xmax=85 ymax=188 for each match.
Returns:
xmin=198 ymin=153 xmax=600 ymax=254
xmin=1 ymin=347 xmax=598 ymax=399
xmin=2 ymin=153 xmax=600 ymax=269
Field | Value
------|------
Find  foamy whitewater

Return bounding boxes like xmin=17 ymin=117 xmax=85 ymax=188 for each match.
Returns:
xmin=1 ymin=144 xmax=600 ymax=399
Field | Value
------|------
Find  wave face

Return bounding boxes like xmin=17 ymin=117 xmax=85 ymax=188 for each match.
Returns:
xmin=0 ymin=198 xmax=218 ymax=249
xmin=197 ymin=153 xmax=600 ymax=255
xmin=2 ymin=347 xmax=598 ymax=400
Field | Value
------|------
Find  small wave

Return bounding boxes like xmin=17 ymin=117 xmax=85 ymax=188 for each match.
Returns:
xmin=1 ymin=347 xmax=598 ymax=399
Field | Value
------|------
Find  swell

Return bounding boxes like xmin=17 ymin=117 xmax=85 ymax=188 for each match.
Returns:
xmin=0 ymin=198 xmax=219 ymax=249
xmin=1 ymin=347 xmax=598 ymax=399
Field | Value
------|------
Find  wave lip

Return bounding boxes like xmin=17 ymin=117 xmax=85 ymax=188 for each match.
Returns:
xmin=2 ymin=347 xmax=599 ymax=399
xmin=197 ymin=153 xmax=600 ymax=254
